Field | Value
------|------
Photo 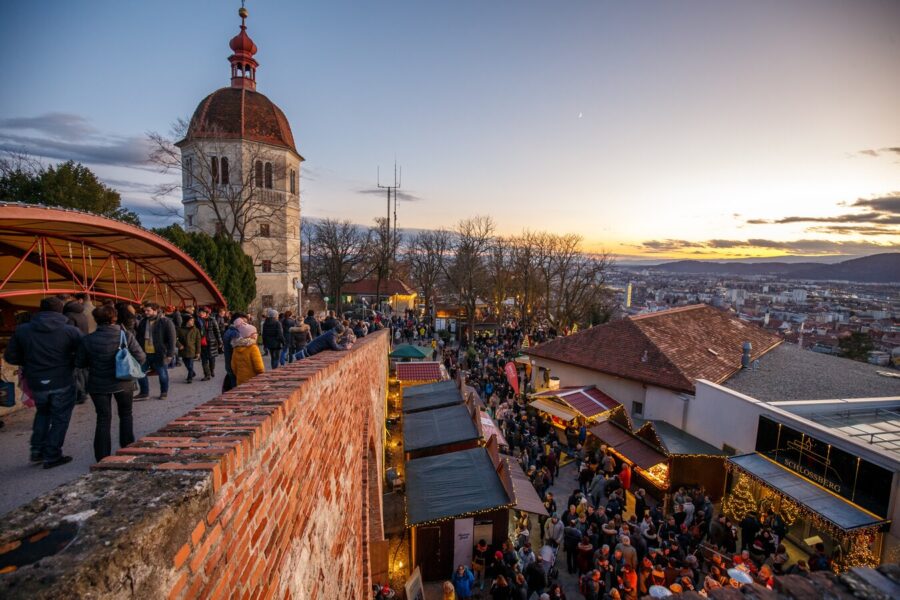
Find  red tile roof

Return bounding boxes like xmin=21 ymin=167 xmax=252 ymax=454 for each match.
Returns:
xmin=396 ymin=361 xmax=445 ymax=383
xmin=527 ymin=305 xmax=781 ymax=393
xmin=531 ymin=386 xmax=620 ymax=418
xmin=343 ymin=279 xmax=416 ymax=296
xmin=179 ymin=87 xmax=300 ymax=157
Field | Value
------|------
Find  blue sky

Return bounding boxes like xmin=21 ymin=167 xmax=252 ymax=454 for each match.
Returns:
xmin=2 ymin=0 xmax=899 ymax=258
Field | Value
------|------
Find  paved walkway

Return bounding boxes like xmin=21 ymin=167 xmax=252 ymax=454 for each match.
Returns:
xmin=0 ymin=356 xmax=227 ymax=516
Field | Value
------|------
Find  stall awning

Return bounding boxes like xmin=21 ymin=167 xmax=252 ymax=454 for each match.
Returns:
xmin=530 ymin=399 xmax=577 ymax=422
xmin=406 ymin=447 xmax=511 ymax=525
xmin=507 ymin=458 xmax=549 ymax=516
xmin=403 ymin=404 xmax=479 ymax=452
xmin=532 ymin=386 xmax=620 ymax=419
xmin=589 ymin=421 xmax=634 ymax=447
xmin=728 ymin=453 xmax=888 ymax=531
xmin=480 ymin=412 xmax=508 ymax=447
xmin=590 ymin=421 xmax=667 ymax=469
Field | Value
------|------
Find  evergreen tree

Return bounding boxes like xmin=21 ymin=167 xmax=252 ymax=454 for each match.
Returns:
xmin=723 ymin=474 xmax=757 ymax=521
xmin=0 ymin=157 xmax=140 ymax=226
xmin=155 ymin=225 xmax=256 ymax=311
xmin=838 ymin=332 xmax=874 ymax=362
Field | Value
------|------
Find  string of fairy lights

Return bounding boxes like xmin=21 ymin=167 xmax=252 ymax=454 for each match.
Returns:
xmin=723 ymin=468 xmax=882 ymax=570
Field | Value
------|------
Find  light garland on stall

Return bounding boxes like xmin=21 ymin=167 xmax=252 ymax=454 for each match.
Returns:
xmin=724 ymin=462 xmax=884 ymax=572
xmin=841 ymin=532 xmax=880 ymax=570
xmin=405 ymin=503 xmax=515 ymax=528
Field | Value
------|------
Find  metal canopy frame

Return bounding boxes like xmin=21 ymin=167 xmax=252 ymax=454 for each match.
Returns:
xmin=0 ymin=203 xmax=227 ymax=309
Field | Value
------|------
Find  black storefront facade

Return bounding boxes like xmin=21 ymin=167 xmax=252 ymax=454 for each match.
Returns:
xmin=722 ymin=415 xmax=891 ymax=571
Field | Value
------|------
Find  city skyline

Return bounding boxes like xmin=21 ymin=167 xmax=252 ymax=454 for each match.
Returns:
xmin=1 ymin=0 xmax=898 ymax=260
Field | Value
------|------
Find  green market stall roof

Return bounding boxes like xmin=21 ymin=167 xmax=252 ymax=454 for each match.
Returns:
xmin=403 ymin=383 xmax=464 ymax=414
xmin=390 ymin=344 xmax=430 ymax=359
xmin=403 ymin=403 xmax=480 ymax=453
xmin=405 ymin=447 xmax=512 ymax=525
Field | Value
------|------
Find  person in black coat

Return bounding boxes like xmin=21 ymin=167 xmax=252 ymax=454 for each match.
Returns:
xmin=195 ymin=306 xmax=223 ymax=381
xmin=63 ymin=299 xmax=90 ymax=403
xmin=4 ymin=296 xmax=83 ymax=468
xmin=75 ymin=305 xmax=146 ymax=461
xmin=304 ymin=310 xmax=321 ymax=338
xmin=135 ymin=303 xmax=177 ymax=400
xmin=261 ymin=309 xmax=285 ymax=370
xmin=294 ymin=325 xmax=349 ymax=359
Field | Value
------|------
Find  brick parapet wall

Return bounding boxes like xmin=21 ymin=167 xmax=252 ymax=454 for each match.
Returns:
xmin=0 ymin=330 xmax=389 ymax=599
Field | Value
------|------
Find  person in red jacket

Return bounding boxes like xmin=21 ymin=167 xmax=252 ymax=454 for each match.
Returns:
xmin=620 ymin=463 xmax=632 ymax=496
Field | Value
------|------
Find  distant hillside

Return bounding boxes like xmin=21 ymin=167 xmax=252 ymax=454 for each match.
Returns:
xmin=627 ymin=253 xmax=900 ymax=283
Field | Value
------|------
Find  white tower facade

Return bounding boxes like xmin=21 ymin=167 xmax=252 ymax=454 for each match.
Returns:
xmin=177 ymin=6 xmax=303 ymax=309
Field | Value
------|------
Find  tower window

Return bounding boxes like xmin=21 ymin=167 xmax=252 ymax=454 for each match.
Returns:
xmin=215 ymin=222 xmax=225 ymax=235
xmin=264 ymin=162 xmax=273 ymax=189
xmin=187 ymin=214 xmax=193 ymax=227
xmin=186 ymin=157 xmax=193 ymax=187
xmin=261 ymin=260 xmax=272 ymax=273
xmin=255 ymin=160 xmax=264 ymax=187
xmin=290 ymin=169 xmax=296 ymax=194
xmin=220 ymin=157 xmax=229 ymax=185
xmin=211 ymin=156 xmax=219 ymax=183
xmin=259 ymin=223 xmax=270 ymax=238
xmin=261 ymin=295 xmax=274 ymax=308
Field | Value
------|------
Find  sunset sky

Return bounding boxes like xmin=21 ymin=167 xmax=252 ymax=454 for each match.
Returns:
xmin=1 ymin=0 xmax=898 ymax=260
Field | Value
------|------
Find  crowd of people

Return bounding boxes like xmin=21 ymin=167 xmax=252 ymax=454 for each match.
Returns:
xmin=1 ymin=295 xmax=388 ymax=470
xmin=424 ymin=327 xmax=826 ymax=600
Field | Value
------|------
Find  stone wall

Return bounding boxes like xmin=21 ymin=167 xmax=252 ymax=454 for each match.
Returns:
xmin=0 ymin=330 xmax=389 ymax=599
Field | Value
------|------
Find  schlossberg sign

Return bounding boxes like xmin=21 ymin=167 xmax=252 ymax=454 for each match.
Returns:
xmin=755 ymin=416 xmax=891 ymax=519
xmin=781 ymin=458 xmax=842 ymax=493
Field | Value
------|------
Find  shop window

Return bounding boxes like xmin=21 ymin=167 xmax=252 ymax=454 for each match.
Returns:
xmin=259 ymin=223 xmax=270 ymax=238
xmin=261 ymin=260 xmax=272 ymax=273
xmin=632 ymin=401 xmax=644 ymax=417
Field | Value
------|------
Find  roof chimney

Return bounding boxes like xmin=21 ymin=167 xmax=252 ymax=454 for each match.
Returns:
xmin=741 ymin=341 xmax=752 ymax=369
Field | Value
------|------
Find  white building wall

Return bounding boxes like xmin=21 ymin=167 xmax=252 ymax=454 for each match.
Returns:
xmin=688 ymin=380 xmax=900 ymax=562
xmin=527 ymin=357 xmax=686 ymax=423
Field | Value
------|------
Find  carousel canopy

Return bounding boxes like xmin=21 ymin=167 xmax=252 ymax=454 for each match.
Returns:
xmin=0 ymin=203 xmax=225 ymax=309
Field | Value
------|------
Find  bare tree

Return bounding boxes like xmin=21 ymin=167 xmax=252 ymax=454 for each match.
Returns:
xmin=310 ymin=219 xmax=372 ymax=312
xmin=507 ymin=231 xmax=542 ymax=326
xmin=368 ymin=216 xmax=402 ymax=312
xmin=406 ymin=228 xmax=451 ymax=319
xmin=442 ymin=216 xmax=495 ymax=341
xmin=552 ymin=248 xmax=614 ymax=329
xmin=486 ymin=236 xmax=514 ymax=315
xmin=147 ymin=120 xmax=300 ymax=270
